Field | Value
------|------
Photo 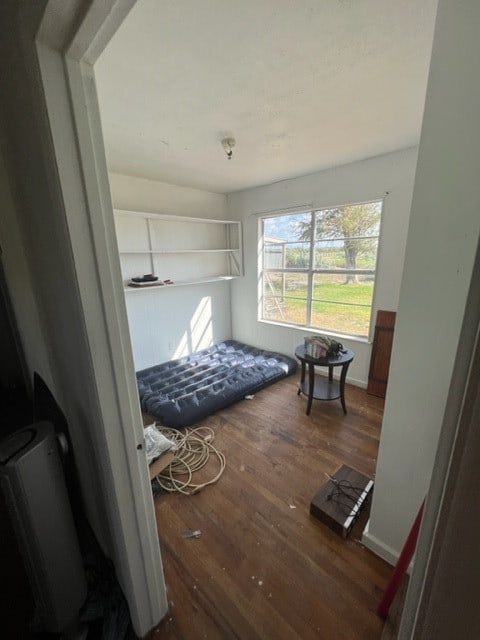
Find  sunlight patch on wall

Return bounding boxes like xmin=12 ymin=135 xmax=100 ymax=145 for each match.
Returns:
xmin=173 ymin=331 xmax=190 ymax=359
xmin=190 ymin=296 xmax=213 ymax=352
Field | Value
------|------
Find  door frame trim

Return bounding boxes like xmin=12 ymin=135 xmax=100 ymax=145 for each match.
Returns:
xmin=36 ymin=2 xmax=167 ymax=634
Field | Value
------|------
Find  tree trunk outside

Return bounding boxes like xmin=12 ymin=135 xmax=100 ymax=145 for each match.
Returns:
xmin=345 ymin=246 xmax=358 ymax=284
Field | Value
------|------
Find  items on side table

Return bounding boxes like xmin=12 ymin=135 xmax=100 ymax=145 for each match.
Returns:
xmin=304 ymin=334 xmax=345 ymax=359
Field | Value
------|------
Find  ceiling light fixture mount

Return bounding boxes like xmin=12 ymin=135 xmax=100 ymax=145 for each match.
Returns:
xmin=221 ymin=137 xmax=235 ymax=160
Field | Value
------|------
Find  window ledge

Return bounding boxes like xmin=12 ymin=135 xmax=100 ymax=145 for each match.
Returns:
xmin=257 ymin=318 xmax=372 ymax=345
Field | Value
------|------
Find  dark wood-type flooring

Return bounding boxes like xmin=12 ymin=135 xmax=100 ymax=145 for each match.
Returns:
xmin=148 ymin=374 xmax=391 ymax=640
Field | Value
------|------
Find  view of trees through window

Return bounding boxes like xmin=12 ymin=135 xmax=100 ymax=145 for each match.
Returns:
xmin=261 ymin=201 xmax=382 ymax=337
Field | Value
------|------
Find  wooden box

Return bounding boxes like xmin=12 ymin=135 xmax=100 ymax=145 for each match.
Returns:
xmin=310 ymin=464 xmax=374 ymax=538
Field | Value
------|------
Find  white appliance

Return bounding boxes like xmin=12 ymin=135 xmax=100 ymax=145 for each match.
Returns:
xmin=0 ymin=422 xmax=87 ymax=633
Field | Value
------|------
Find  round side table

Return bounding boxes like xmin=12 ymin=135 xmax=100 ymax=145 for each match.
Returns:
xmin=295 ymin=344 xmax=354 ymax=416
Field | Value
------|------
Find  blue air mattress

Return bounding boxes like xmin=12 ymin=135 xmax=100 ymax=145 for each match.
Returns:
xmin=136 ymin=340 xmax=297 ymax=428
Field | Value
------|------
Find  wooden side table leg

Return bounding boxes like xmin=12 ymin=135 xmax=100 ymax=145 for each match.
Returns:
xmin=297 ymin=360 xmax=306 ymax=395
xmin=339 ymin=361 xmax=351 ymax=415
xmin=306 ymin=363 xmax=315 ymax=415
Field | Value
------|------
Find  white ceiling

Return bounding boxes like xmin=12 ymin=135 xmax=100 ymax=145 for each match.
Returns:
xmin=95 ymin=0 xmax=438 ymax=194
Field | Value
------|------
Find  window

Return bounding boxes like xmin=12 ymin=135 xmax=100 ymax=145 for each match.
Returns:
xmin=260 ymin=200 xmax=382 ymax=338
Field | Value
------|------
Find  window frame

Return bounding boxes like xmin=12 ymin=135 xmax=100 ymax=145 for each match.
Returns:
xmin=258 ymin=200 xmax=383 ymax=340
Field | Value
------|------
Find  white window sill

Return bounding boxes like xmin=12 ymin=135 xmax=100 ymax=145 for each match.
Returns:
xmin=257 ymin=318 xmax=372 ymax=345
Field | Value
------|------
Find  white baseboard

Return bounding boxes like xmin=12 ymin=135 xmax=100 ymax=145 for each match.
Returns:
xmin=318 ymin=371 xmax=367 ymax=388
xmin=346 ymin=375 xmax=367 ymax=389
xmin=361 ymin=520 xmax=399 ymax=566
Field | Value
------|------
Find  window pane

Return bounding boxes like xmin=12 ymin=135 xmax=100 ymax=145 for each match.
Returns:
xmin=314 ymin=239 xmax=345 ymax=269
xmin=260 ymin=200 xmax=382 ymax=339
xmin=311 ymin=301 xmax=372 ymax=337
xmin=263 ymin=272 xmax=308 ymax=325
xmin=315 ymin=202 xmax=381 ymax=240
xmin=263 ymin=297 xmax=307 ymax=326
xmin=263 ymin=272 xmax=308 ymax=299
xmin=311 ymin=275 xmax=373 ymax=336
xmin=285 ymin=242 xmax=310 ymax=269
xmin=312 ymin=274 xmax=375 ymax=305
xmin=264 ymin=242 xmax=285 ymax=269
xmin=264 ymin=241 xmax=310 ymax=269
xmin=314 ymin=237 xmax=379 ymax=270
xmin=263 ymin=212 xmax=311 ymax=242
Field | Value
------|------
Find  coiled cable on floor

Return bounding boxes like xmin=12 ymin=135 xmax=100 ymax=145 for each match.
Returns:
xmin=153 ymin=425 xmax=225 ymax=495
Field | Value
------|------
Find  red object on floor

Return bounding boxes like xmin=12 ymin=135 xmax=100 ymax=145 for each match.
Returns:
xmin=377 ymin=499 xmax=425 ymax=619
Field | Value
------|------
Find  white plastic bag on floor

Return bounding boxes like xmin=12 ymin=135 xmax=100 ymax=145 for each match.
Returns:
xmin=144 ymin=424 xmax=176 ymax=463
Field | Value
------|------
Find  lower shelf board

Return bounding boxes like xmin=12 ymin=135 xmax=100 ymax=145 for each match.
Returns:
xmin=299 ymin=376 xmax=340 ymax=401
xmin=310 ymin=464 xmax=374 ymax=538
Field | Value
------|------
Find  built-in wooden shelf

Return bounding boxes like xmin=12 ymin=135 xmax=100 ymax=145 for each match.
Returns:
xmin=120 ymin=249 xmax=239 ymax=254
xmin=124 ymin=275 xmax=236 ymax=292
xmin=115 ymin=209 xmax=243 ymax=287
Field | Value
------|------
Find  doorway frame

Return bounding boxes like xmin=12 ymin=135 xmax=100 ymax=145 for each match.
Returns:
xmin=36 ymin=1 xmax=167 ymax=636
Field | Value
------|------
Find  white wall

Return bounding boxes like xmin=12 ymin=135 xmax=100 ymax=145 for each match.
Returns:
xmin=109 ymin=173 xmax=232 ymax=368
xmin=109 ymin=171 xmax=227 ymax=219
xmin=363 ymin=0 xmax=480 ymax=567
xmin=227 ymin=147 xmax=418 ymax=386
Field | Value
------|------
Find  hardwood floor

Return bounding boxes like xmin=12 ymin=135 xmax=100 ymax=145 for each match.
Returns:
xmin=381 ymin=576 xmax=408 ymax=640
xmin=149 ymin=374 xmax=390 ymax=640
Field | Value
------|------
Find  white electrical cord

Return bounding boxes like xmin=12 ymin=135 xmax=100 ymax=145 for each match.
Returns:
xmin=153 ymin=424 xmax=226 ymax=495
